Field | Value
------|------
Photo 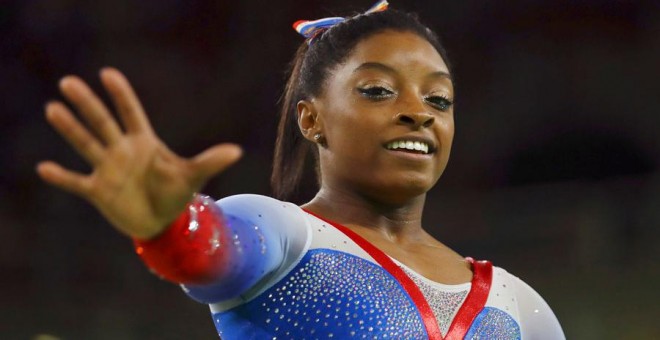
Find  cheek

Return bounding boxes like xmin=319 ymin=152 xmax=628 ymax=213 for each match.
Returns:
xmin=328 ymin=119 xmax=379 ymax=159
xmin=435 ymin=117 xmax=455 ymax=169
xmin=439 ymin=116 xmax=455 ymax=143
xmin=325 ymin=107 xmax=384 ymax=147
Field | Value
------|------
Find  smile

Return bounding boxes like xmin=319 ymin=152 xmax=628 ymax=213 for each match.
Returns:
xmin=385 ymin=140 xmax=430 ymax=154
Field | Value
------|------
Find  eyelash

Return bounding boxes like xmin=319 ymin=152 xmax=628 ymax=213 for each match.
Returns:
xmin=357 ymin=86 xmax=454 ymax=111
xmin=357 ymin=86 xmax=395 ymax=100
xmin=424 ymin=95 xmax=453 ymax=111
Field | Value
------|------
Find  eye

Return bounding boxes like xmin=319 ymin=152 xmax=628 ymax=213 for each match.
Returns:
xmin=357 ymin=86 xmax=395 ymax=100
xmin=424 ymin=95 xmax=453 ymax=111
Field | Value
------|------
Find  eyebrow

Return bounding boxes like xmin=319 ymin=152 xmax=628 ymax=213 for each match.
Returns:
xmin=352 ymin=62 xmax=452 ymax=80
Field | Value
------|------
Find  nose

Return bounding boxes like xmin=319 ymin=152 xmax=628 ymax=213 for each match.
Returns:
xmin=394 ymin=111 xmax=435 ymax=129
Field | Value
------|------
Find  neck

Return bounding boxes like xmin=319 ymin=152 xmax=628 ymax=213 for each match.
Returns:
xmin=302 ymin=184 xmax=428 ymax=243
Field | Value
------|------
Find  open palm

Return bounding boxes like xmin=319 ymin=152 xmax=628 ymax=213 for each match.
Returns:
xmin=37 ymin=68 xmax=242 ymax=240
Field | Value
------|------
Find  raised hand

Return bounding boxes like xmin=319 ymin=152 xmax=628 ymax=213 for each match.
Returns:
xmin=37 ymin=68 xmax=242 ymax=240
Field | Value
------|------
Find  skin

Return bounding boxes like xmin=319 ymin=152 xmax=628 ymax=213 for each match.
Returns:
xmin=37 ymin=30 xmax=471 ymax=284
xmin=36 ymin=68 xmax=242 ymax=239
xmin=300 ymin=30 xmax=472 ymax=284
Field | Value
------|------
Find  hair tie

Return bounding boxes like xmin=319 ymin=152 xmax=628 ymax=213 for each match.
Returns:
xmin=293 ymin=0 xmax=389 ymax=43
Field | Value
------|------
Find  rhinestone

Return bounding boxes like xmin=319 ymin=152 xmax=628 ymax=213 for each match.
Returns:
xmin=213 ymin=250 xmax=424 ymax=338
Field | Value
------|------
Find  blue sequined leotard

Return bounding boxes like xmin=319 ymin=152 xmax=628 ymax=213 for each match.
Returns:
xmin=147 ymin=194 xmax=564 ymax=339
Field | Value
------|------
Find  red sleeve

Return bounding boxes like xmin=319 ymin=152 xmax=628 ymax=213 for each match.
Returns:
xmin=133 ymin=195 xmax=235 ymax=285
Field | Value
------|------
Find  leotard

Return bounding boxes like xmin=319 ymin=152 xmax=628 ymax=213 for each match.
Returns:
xmin=136 ymin=194 xmax=565 ymax=339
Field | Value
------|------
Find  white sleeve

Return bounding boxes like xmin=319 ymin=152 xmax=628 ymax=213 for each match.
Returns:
xmin=202 ymin=194 xmax=312 ymax=311
xmin=513 ymin=276 xmax=566 ymax=340
xmin=215 ymin=194 xmax=311 ymax=280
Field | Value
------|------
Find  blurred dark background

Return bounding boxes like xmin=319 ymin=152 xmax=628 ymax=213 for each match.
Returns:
xmin=2 ymin=0 xmax=659 ymax=339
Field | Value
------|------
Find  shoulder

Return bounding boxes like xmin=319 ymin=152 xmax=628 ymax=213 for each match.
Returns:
xmin=216 ymin=193 xmax=300 ymax=212
xmin=215 ymin=193 xmax=312 ymax=246
xmin=492 ymin=266 xmax=565 ymax=340
xmin=214 ymin=194 xmax=308 ymax=227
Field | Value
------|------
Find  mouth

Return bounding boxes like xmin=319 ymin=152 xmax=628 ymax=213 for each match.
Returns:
xmin=384 ymin=139 xmax=434 ymax=155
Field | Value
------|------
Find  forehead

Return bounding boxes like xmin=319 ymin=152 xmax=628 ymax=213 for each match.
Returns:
xmin=340 ymin=30 xmax=449 ymax=75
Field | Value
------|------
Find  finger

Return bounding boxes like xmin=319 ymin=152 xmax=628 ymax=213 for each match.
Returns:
xmin=45 ymin=101 xmax=105 ymax=165
xmin=36 ymin=161 xmax=93 ymax=198
xmin=99 ymin=67 xmax=154 ymax=135
xmin=189 ymin=143 xmax=243 ymax=185
xmin=59 ymin=75 xmax=123 ymax=144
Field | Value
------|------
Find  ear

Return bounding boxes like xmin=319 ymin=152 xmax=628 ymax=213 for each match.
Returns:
xmin=297 ymin=99 xmax=323 ymax=142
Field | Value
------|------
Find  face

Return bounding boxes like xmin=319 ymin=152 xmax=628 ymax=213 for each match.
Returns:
xmin=301 ymin=30 xmax=455 ymax=204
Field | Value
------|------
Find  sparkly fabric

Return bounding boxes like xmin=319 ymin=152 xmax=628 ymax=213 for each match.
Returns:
xmin=465 ymin=307 xmax=521 ymax=340
xmin=400 ymin=266 xmax=469 ymax=336
xmin=213 ymin=249 xmax=426 ymax=339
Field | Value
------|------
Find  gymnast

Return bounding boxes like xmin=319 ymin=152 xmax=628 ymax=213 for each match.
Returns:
xmin=37 ymin=1 xmax=565 ymax=338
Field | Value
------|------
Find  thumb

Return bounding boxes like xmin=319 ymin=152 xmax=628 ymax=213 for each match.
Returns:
xmin=189 ymin=143 xmax=243 ymax=186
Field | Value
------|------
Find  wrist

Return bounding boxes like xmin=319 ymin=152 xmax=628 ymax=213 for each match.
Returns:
xmin=133 ymin=194 xmax=230 ymax=284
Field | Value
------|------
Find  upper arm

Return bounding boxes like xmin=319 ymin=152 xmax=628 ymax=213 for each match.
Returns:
xmin=183 ymin=194 xmax=311 ymax=304
xmin=513 ymin=276 xmax=565 ymax=340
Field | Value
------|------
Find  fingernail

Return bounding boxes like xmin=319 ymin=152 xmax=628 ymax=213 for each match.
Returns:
xmin=99 ymin=66 xmax=116 ymax=77
xmin=44 ymin=101 xmax=57 ymax=117
xmin=44 ymin=100 xmax=55 ymax=111
xmin=35 ymin=161 xmax=49 ymax=175
xmin=58 ymin=76 xmax=72 ymax=90
xmin=232 ymin=144 xmax=244 ymax=157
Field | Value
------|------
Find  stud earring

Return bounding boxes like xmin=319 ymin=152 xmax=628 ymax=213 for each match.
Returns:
xmin=313 ymin=133 xmax=327 ymax=147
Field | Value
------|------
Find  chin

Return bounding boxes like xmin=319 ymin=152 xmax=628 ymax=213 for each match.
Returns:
xmin=397 ymin=178 xmax=434 ymax=196
xmin=365 ymin=175 xmax=436 ymax=206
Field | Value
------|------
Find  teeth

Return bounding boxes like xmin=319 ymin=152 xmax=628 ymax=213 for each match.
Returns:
xmin=386 ymin=140 xmax=430 ymax=154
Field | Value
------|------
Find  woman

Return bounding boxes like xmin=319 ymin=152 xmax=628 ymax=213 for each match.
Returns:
xmin=37 ymin=2 xmax=564 ymax=339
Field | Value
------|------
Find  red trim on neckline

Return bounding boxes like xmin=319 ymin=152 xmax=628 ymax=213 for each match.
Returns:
xmin=445 ymin=257 xmax=493 ymax=339
xmin=303 ymin=209 xmax=493 ymax=340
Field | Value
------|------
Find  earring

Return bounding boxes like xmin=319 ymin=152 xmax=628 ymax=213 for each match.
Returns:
xmin=313 ymin=132 xmax=327 ymax=146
